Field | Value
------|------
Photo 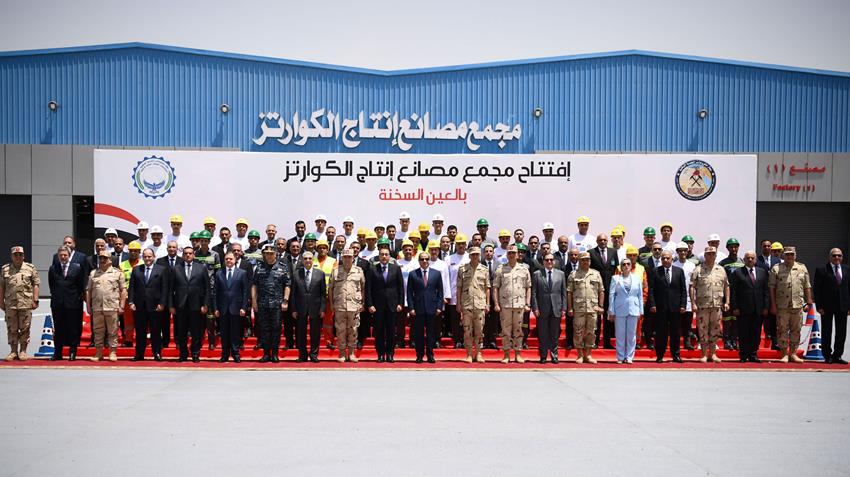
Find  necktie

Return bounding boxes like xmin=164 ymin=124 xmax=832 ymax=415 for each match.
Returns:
xmin=227 ymin=268 xmax=232 ymax=282
xmin=145 ymin=267 xmax=151 ymax=283
xmin=62 ymin=263 xmax=68 ymax=278
xmin=836 ymin=265 xmax=842 ymax=285
xmin=601 ymin=248 xmax=606 ymax=262
xmin=170 ymin=257 xmax=175 ymax=267
xmin=382 ymin=265 xmax=388 ymax=281
xmin=665 ymin=267 xmax=670 ymax=284
xmin=186 ymin=263 xmax=191 ymax=279
xmin=547 ymin=270 xmax=553 ymax=289
xmin=306 ymin=269 xmax=311 ymax=284
xmin=749 ymin=267 xmax=756 ymax=284
xmin=423 ymin=269 xmax=428 ymax=284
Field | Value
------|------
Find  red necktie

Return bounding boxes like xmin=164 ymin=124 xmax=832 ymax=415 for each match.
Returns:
xmin=749 ymin=267 xmax=756 ymax=284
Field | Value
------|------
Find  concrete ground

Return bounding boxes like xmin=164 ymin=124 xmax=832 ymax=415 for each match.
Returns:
xmin=0 ymin=369 xmax=847 ymax=477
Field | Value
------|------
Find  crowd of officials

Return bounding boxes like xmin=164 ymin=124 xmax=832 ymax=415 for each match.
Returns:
xmin=2 ymin=213 xmax=848 ymax=365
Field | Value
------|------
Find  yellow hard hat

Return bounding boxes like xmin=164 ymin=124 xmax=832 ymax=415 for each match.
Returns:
xmin=169 ymin=214 xmax=183 ymax=223
xmin=235 ymin=217 xmax=249 ymax=226
xmin=615 ymin=224 xmax=625 ymax=233
xmin=454 ymin=233 xmax=468 ymax=243
xmin=427 ymin=239 xmax=440 ymax=249
xmin=203 ymin=216 xmax=216 ymax=225
xmin=401 ymin=239 xmax=414 ymax=248
xmin=498 ymin=229 xmax=511 ymax=238
xmin=418 ymin=222 xmax=430 ymax=232
xmin=406 ymin=230 xmax=420 ymax=240
xmin=610 ymin=228 xmax=624 ymax=237
xmin=771 ymin=242 xmax=783 ymax=251
xmin=625 ymin=245 xmax=639 ymax=255
xmin=316 ymin=239 xmax=329 ymax=249
xmin=660 ymin=222 xmax=674 ymax=231
xmin=366 ymin=231 xmax=378 ymax=240
xmin=356 ymin=227 xmax=368 ymax=236
xmin=577 ymin=215 xmax=590 ymax=224
xmin=127 ymin=241 xmax=142 ymax=251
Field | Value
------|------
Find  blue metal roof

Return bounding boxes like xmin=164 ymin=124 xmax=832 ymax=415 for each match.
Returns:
xmin=1 ymin=43 xmax=848 ymax=153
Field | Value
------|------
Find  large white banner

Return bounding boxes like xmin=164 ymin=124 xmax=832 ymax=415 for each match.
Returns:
xmin=94 ymin=151 xmax=757 ymax=251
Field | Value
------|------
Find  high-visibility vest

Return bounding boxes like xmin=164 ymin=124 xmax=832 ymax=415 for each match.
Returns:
xmin=313 ymin=256 xmax=337 ymax=286
xmin=119 ymin=259 xmax=142 ymax=287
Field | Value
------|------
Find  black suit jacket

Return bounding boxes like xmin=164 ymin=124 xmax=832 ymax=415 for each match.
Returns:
xmin=48 ymin=262 xmax=85 ymax=309
xmin=170 ymin=261 xmax=209 ymax=310
xmin=814 ymin=263 xmax=850 ymax=312
xmin=365 ymin=262 xmax=405 ymax=312
xmin=589 ymin=247 xmax=620 ymax=293
xmin=112 ymin=251 xmax=129 ymax=263
xmin=730 ymin=266 xmax=770 ymax=315
xmin=156 ymin=255 xmax=183 ymax=269
xmin=564 ymin=261 xmax=580 ymax=278
xmin=128 ymin=264 xmax=169 ymax=312
xmin=647 ymin=266 xmax=687 ymax=312
xmin=53 ymin=250 xmax=90 ymax=279
xmin=290 ymin=267 xmax=326 ymax=318
xmin=756 ymin=255 xmax=781 ymax=271
xmin=213 ymin=267 xmax=250 ymax=315
xmin=212 ymin=242 xmax=231 ymax=259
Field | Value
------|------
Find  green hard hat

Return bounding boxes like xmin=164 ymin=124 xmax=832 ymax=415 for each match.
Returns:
xmin=477 ymin=218 xmax=489 ymax=227
xmin=726 ymin=237 xmax=740 ymax=246
xmin=198 ymin=230 xmax=212 ymax=240
xmin=643 ymin=227 xmax=656 ymax=236
xmin=681 ymin=234 xmax=694 ymax=243
xmin=248 ymin=229 xmax=261 ymax=238
xmin=515 ymin=243 xmax=528 ymax=252
xmin=303 ymin=232 xmax=317 ymax=241
xmin=189 ymin=231 xmax=200 ymax=240
xmin=377 ymin=237 xmax=390 ymax=246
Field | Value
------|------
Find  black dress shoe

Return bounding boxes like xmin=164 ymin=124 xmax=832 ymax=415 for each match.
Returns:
xmin=295 ymin=357 xmax=305 ymax=363
xmin=551 ymin=356 xmax=559 ymax=364
xmin=131 ymin=356 xmax=144 ymax=361
xmin=427 ymin=356 xmax=436 ymax=363
xmin=739 ymin=358 xmax=748 ymax=363
xmin=178 ymin=356 xmax=187 ymax=362
xmin=219 ymin=357 xmax=228 ymax=363
xmin=750 ymin=357 xmax=762 ymax=363
xmin=50 ymin=354 xmax=62 ymax=361
xmin=387 ymin=356 xmax=394 ymax=363
xmin=259 ymin=355 xmax=271 ymax=363
xmin=672 ymin=356 xmax=683 ymax=363
xmin=270 ymin=355 xmax=280 ymax=363
xmin=377 ymin=356 xmax=385 ymax=363
xmin=154 ymin=354 xmax=163 ymax=362
xmin=834 ymin=358 xmax=848 ymax=365
xmin=233 ymin=355 xmax=241 ymax=363
xmin=655 ymin=357 xmax=664 ymax=363
xmin=415 ymin=357 xmax=423 ymax=363
xmin=69 ymin=350 xmax=77 ymax=361
xmin=539 ymin=358 xmax=547 ymax=364
xmin=192 ymin=355 xmax=200 ymax=363
xmin=310 ymin=356 xmax=320 ymax=363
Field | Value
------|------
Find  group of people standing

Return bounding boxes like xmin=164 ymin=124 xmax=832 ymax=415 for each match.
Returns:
xmin=3 ymin=213 xmax=849 ymax=365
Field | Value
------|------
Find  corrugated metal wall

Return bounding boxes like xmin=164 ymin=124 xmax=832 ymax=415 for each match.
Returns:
xmin=1 ymin=46 xmax=848 ymax=152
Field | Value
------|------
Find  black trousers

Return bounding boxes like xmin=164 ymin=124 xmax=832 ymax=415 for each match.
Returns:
xmin=537 ymin=312 xmax=560 ymax=358
xmin=296 ymin=312 xmax=322 ymax=359
xmin=52 ymin=307 xmax=83 ymax=354
xmin=738 ymin=311 xmax=763 ymax=360
xmin=654 ymin=310 xmax=680 ymax=359
xmin=565 ymin=315 xmax=574 ymax=348
xmin=174 ymin=307 xmax=204 ymax=358
xmin=161 ymin=311 xmax=172 ymax=347
xmin=822 ymin=309 xmax=848 ymax=360
xmin=134 ymin=308 xmax=162 ymax=358
xmin=220 ymin=312 xmax=243 ymax=359
xmin=446 ymin=306 xmax=463 ymax=344
xmin=413 ymin=312 xmax=436 ymax=360
xmin=395 ymin=307 xmax=409 ymax=345
xmin=258 ymin=306 xmax=282 ymax=355
xmin=283 ymin=309 xmax=296 ymax=349
xmin=762 ymin=313 xmax=777 ymax=344
xmin=643 ymin=310 xmax=655 ymax=345
xmin=358 ymin=310 xmax=373 ymax=343
xmin=680 ymin=311 xmax=693 ymax=341
xmin=483 ymin=308 xmax=500 ymax=346
xmin=600 ymin=311 xmax=614 ymax=347
xmin=374 ymin=307 xmax=398 ymax=358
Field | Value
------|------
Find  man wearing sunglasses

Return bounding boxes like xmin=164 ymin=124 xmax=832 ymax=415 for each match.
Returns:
xmin=407 ymin=252 xmax=444 ymax=363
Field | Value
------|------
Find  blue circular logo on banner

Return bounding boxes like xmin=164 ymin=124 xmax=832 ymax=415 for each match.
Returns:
xmin=133 ymin=156 xmax=176 ymax=199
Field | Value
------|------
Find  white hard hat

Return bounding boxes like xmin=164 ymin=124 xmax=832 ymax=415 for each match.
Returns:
xmin=104 ymin=228 xmax=118 ymax=237
xmin=374 ymin=222 xmax=386 ymax=229
xmin=136 ymin=221 xmax=150 ymax=230
xmin=342 ymin=216 xmax=355 ymax=224
xmin=399 ymin=211 xmax=411 ymax=219
xmin=707 ymin=233 xmax=721 ymax=242
xmin=676 ymin=241 xmax=689 ymax=250
xmin=315 ymin=214 xmax=327 ymax=222
xmin=432 ymin=214 xmax=445 ymax=222
xmin=150 ymin=225 xmax=164 ymax=234
xmin=542 ymin=222 xmax=554 ymax=230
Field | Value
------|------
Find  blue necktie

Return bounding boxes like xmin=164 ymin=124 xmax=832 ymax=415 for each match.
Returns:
xmin=144 ymin=267 xmax=151 ymax=283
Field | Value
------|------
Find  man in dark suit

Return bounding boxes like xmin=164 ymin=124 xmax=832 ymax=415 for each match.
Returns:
xmin=168 ymin=246 xmax=208 ymax=362
xmin=814 ymin=248 xmax=850 ymax=364
xmin=757 ymin=241 xmax=783 ymax=350
xmin=111 ymin=238 xmax=129 ymax=264
xmin=730 ymin=251 xmax=770 ymax=362
xmin=290 ymin=251 xmax=326 ymax=362
xmin=350 ymin=241 xmax=374 ymax=350
xmin=406 ymin=251 xmax=444 ymax=363
xmin=641 ymin=243 xmax=664 ymax=350
xmin=49 ymin=246 xmax=86 ymax=360
xmin=213 ymin=252 xmax=250 ymax=362
xmin=52 ymin=236 xmax=90 ymax=279
xmin=531 ymin=253 xmax=567 ymax=363
xmin=212 ymin=227 xmax=232 ymax=259
xmin=156 ymin=240 xmax=181 ymax=347
xmin=366 ymin=248 xmax=405 ymax=362
xmin=589 ymin=234 xmax=620 ymax=349
xmin=647 ymin=251 xmax=687 ymax=362
xmin=563 ymin=248 xmax=581 ymax=350
xmin=127 ymin=248 xmax=169 ymax=361
xmin=481 ymin=244 xmax=501 ymax=349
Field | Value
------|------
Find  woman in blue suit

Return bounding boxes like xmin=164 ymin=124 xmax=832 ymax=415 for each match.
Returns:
xmin=608 ymin=258 xmax=645 ymax=363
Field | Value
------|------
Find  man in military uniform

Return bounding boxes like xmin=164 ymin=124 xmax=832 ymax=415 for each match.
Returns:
xmin=769 ymin=246 xmax=812 ymax=363
xmin=690 ymin=246 xmax=730 ymax=363
xmin=243 ymin=230 xmax=263 ymax=266
xmin=493 ymin=245 xmax=531 ymax=364
xmin=475 ymin=218 xmax=497 ymax=250
xmin=567 ymin=252 xmax=604 ymax=364
xmin=682 ymin=235 xmax=700 ymax=265
xmin=86 ymin=250 xmax=125 ymax=362
xmin=193 ymin=230 xmax=221 ymax=350
xmin=328 ymin=249 xmax=366 ymax=363
xmin=1 ymin=246 xmax=41 ymax=361
xmin=719 ymin=238 xmax=745 ymax=350
xmin=251 ymin=244 xmax=291 ymax=362
xmin=637 ymin=227 xmax=656 ymax=265
xmin=456 ymin=247 xmax=490 ymax=363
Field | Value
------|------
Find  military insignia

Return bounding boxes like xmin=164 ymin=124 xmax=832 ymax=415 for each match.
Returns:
xmin=675 ymin=159 xmax=716 ymax=201
xmin=132 ymin=155 xmax=176 ymax=199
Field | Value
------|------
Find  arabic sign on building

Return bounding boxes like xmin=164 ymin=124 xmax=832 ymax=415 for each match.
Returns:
xmin=94 ymin=151 xmax=757 ymax=252
xmin=756 ymin=153 xmax=848 ymax=202
xmin=253 ymin=110 xmax=522 ymax=152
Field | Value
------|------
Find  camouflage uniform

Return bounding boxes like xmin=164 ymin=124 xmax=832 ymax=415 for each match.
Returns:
xmin=253 ymin=260 xmax=290 ymax=356
xmin=690 ymin=264 xmax=728 ymax=347
xmin=493 ymin=263 xmax=531 ymax=351
xmin=568 ymin=268 xmax=603 ymax=349
xmin=456 ymin=262 xmax=490 ymax=356
xmin=769 ymin=262 xmax=811 ymax=354
xmin=2 ymin=262 xmax=40 ymax=358
xmin=87 ymin=267 xmax=124 ymax=353
xmin=329 ymin=265 xmax=366 ymax=354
